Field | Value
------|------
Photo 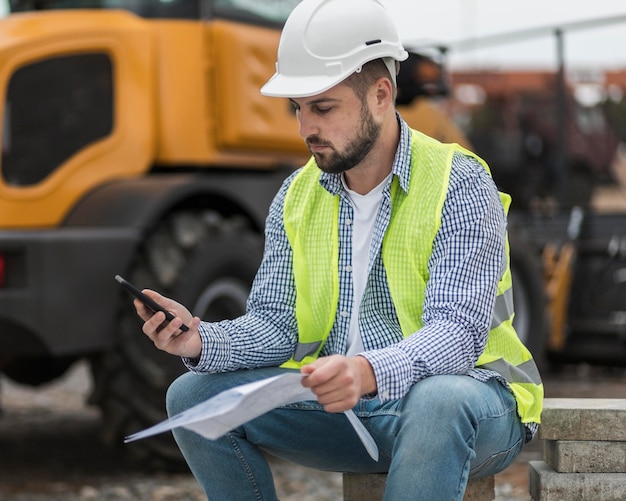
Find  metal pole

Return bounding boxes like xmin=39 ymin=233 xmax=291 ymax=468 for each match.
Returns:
xmin=554 ymin=28 xmax=569 ymax=208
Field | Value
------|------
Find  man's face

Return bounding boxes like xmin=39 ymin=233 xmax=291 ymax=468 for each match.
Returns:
xmin=289 ymin=84 xmax=382 ymax=174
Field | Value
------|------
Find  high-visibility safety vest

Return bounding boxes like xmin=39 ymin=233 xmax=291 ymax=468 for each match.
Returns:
xmin=282 ymin=128 xmax=543 ymax=424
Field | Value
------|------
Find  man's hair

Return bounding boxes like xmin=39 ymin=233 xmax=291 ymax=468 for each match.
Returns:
xmin=344 ymin=58 xmax=399 ymax=103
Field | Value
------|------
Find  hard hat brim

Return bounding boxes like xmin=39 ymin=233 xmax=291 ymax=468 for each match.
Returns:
xmin=260 ymin=72 xmax=349 ymax=98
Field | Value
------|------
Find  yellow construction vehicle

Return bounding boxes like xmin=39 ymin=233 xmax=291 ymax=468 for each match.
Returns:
xmin=0 ymin=1 xmax=309 ymax=467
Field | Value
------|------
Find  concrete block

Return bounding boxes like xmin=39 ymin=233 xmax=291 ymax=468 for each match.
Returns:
xmin=539 ymin=399 xmax=626 ymax=441
xmin=544 ymin=439 xmax=626 ymax=473
xmin=342 ymin=473 xmax=494 ymax=501
xmin=529 ymin=460 xmax=626 ymax=500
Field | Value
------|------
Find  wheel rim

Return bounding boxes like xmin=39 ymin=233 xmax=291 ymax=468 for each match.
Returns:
xmin=191 ymin=277 xmax=250 ymax=321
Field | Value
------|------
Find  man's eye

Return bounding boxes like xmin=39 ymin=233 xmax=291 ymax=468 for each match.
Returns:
xmin=315 ymin=106 xmax=332 ymax=114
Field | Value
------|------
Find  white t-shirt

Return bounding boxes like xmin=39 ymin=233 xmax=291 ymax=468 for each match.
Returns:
xmin=341 ymin=173 xmax=392 ymax=356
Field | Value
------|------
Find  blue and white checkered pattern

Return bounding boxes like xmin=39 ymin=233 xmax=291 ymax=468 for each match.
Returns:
xmin=187 ymin=116 xmax=537 ymax=440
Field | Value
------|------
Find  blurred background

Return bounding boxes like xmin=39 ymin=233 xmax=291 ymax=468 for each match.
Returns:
xmin=0 ymin=1 xmax=625 ymax=500
xmin=384 ymin=0 xmax=626 ymax=69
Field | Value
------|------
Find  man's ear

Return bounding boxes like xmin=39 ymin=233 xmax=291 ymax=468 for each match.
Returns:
xmin=373 ymin=76 xmax=394 ymax=110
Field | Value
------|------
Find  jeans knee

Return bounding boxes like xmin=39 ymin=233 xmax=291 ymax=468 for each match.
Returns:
xmin=166 ymin=371 xmax=210 ymax=417
xmin=166 ymin=373 xmax=189 ymax=417
xmin=406 ymin=376 xmax=517 ymax=434
xmin=406 ymin=375 xmax=487 ymax=422
xmin=166 ymin=368 xmax=283 ymax=418
xmin=412 ymin=374 xmax=471 ymax=400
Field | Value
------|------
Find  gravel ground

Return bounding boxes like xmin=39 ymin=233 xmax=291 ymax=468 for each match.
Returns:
xmin=5 ymin=360 xmax=626 ymax=501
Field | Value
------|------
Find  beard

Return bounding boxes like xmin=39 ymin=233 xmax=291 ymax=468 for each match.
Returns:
xmin=306 ymin=105 xmax=382 ymax=174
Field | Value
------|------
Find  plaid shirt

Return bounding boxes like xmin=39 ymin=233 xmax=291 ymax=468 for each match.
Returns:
xmin=187 ymin=116 xmax=536 ymax=440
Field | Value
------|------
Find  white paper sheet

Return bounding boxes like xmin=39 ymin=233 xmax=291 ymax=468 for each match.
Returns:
xmin=124 ymin=372 xmax=379 ymax=461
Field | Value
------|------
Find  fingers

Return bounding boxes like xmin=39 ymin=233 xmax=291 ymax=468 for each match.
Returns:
xmin=132 ymin=290 xmax=201 ymax=357
xmin=133 ymin=297 xmax=154 ymax=322
xmin=132 ymin=290 xmax=189 ymax=329
xmin=301 ymin=356 xmax=360 ymax=412
xmin=141 ymin=312 xmax=202 ymax=357
xmin=141 ymin=306 xmax=184 ymax=339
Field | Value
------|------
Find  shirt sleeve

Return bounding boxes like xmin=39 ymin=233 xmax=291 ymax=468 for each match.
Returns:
xmin=360 ymin=152 xmax=508 ymax=400
xmin=183 ymin=172 xmax=301 ymax=373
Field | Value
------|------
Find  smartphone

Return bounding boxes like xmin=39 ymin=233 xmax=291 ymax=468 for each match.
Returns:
xmin=115 ymin=274 xmax=189 ymax=332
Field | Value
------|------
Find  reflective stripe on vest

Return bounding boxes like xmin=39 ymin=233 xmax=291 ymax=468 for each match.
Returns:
xmin=282 ymin=129 xmax=543 ymax=423
xmin=491 ymin=287 xmax=514 ymax=330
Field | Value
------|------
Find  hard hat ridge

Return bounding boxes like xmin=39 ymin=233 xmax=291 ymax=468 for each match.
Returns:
xmin=261 ymin=0 xmax=408 ymax=98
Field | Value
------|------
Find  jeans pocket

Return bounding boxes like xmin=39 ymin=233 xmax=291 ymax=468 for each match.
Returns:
xmin=468 ymin=435 xmax=524 ymax=478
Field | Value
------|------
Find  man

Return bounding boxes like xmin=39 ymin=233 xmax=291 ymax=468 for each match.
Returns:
xmin=135 ymin=0 xmax=543 ymax=499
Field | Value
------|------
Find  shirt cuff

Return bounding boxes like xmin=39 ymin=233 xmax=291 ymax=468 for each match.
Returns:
xmin=182 ymin=322 xmax=231 ymax=373
xmin=360 ymin=346 xmax=415 ymax=401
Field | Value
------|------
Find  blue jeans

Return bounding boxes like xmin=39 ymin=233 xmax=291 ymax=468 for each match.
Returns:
xmin=167 ymin=367 xmax=526 ymax=501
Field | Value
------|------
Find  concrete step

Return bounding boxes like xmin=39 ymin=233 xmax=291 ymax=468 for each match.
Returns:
xmin=529 ymin=460 xmax=626 ymax=501
xmin=539 ymin=399 xmax=626 ymax=441
xmin=342 ymin=473 xmax=494 ymax=501
xmin=544 ymin=439 xmax=626 ymax=473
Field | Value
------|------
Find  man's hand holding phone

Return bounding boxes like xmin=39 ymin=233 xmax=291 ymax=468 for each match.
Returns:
xmin=116 ymin=275 xmax=202 ymax=359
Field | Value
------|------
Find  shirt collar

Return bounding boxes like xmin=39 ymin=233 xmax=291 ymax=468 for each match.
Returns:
xmin=318 ymin=112 xmax=412 ymax=196
xmin=393 ymin=113 xmax=413 ymax=194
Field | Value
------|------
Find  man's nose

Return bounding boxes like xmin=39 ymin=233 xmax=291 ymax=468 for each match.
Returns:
xmin=297 ymin=109 xmax=319 ymax=138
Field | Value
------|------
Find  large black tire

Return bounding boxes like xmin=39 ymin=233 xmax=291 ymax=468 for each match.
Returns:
xmin=508 ymin=229 xmax=548 ymax=373
xmin=89 ymin=210 xmax=263 ymax=469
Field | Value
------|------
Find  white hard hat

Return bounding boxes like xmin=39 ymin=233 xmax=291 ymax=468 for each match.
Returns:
xmin=261 ymin=0 xmax=409 ymax=98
